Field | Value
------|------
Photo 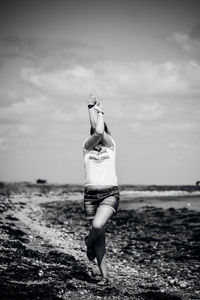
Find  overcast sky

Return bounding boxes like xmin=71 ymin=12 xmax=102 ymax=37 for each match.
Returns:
xmin=0 ymin=0 xmax=200 ymax=185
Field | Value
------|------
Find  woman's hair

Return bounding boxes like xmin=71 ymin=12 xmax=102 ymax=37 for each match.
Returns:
xmin=90 ymin=122 xmax=111 ymax=135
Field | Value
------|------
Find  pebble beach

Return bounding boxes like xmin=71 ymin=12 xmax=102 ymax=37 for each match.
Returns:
xmin=0 ymin=183 xmax=200 ymax=300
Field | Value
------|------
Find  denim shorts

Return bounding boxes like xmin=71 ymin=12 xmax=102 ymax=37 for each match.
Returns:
xmin=84 ymin=186 xmax=120 ymax=219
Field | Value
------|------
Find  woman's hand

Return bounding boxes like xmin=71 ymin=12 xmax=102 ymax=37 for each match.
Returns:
xmin=88 ymin=90 xmax=97 ymax=105
xmin=94 ymin=101 xmax=104 ymax=114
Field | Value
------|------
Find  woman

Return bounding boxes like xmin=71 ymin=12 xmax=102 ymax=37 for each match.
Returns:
xmin=82 ymin=90 xmax=120 ymax=286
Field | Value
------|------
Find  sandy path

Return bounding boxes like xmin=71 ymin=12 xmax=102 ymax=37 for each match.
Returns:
xmin=12 ymin=193 xmax=86 ymax=261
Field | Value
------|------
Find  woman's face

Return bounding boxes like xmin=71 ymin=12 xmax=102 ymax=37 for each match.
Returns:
xmin=94 ymin=142 xmax=102 ymax=150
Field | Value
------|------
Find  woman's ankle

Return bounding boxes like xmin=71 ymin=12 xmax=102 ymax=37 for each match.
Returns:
xmin=97 ymin=277 xmax=109 ymax=286
xmin=100 ymin=270 xmax=107 ymax=278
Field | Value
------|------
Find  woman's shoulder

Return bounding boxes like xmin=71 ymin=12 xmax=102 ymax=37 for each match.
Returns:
xmin=82 ymin=139 xmax=94 ymax=152
xmin=103 ymin=135 xmax=116 ymax=151
xmin=109 ymin=135 xmax=116 ymax=145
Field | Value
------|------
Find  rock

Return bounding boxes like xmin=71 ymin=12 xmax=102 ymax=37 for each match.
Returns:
xmin=38 ymin=269 xmax=44 ymax=277
xmin=112 ymin=248 xmax=118 ymax=254
xmin=179 ymin=280 xmax=188 ymax=288
xmin=169 ymin=279 xmax=176 ymax=285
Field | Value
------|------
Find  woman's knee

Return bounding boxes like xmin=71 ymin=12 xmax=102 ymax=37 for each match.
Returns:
xmin=92 ymin=218 xmax=104 ymax=231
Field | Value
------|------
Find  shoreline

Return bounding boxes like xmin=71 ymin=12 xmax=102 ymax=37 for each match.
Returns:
xmin=1 ymin=181 xmax=200 ymax=194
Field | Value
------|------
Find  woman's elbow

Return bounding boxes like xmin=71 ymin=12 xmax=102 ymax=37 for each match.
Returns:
xmin=94 ymin=129 xmax=104 ymax=136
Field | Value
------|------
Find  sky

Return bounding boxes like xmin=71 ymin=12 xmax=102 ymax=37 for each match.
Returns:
xmin=0 ymin=0 xmax=200 ymax=185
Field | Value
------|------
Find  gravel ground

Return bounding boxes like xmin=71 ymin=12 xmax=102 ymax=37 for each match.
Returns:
xmin=0 ymin=187 xmax=199 ymax=300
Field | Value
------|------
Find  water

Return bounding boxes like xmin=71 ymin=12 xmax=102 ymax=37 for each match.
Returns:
xmin=65 ymin=189 xmax=200 ymax=211
xmin=119 ymin=190 xmax=200 ymax=211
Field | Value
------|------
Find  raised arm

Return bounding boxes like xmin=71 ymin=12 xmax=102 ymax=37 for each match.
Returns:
xmin=87 ymin=91 xmax=114 ymax=148
xmin=87 ymin=90 xmax=98 ymax=129
xmin=84 ymin=103 xmax=104 ymax=151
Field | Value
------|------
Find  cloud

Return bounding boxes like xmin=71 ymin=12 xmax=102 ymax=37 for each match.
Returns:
xmin=137 ymin=102 xmax=165 ymax=121
xmin=6 ymin=125 xmax=34 ymax=139
xmin=21 ymin=66 xmax=96 ymax=98
xmin=0 ymin=94 xmax=73 ymax=129
xmin=129 ymin=120 xmax=197 ymax=135
xmin=169 ymin=33 xmax=194 ymax=52
xmin=115 ymin=100 xmax=166 ymax=123
xmin=0 ymin=35 xmax=199 ymax=158
xmin=1 ymin=35 xmax=200 ymax=111
xmin=162 ymin=122 xmax=196 ymax=132
xmin=0 ymin=138 xmax=7 ymax=150
xmin=20 ymin=59 xmax=200 ymax=102
xmin=0 ymin=36 xmax=102 ymax=68
xmin=0 ymin=89 xmax=21 ymax=107
xmin=168 ymin=142 xmax=190 ymax=149
xmin=168 ymin=31 xmax=200 ymax=61
xmin=190 ymin=23 xmax=200 ymax=41
xmin=0 ymin=36 xmax=38 ymax=58
xmin=18 ymin=125 xmax=34 ymax=136
xmin=0 ymin=93 xmax=76 ymax=154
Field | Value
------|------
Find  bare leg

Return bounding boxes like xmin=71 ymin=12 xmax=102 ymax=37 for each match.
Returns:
xmin=86 ymin=206 xmax=114 ymax=279
xmin=86 ymin=206 xmax=113 ymax=247
xmin=94 ymin=229 xmax=107 ymax=277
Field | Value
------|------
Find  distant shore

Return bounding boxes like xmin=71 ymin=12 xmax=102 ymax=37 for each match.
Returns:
xmin=1 ymin=181 xmax=200 ymax=195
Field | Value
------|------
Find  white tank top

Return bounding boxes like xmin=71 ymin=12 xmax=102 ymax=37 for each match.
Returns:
xmin=83 ymin=137 xmax=118 ymax=187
